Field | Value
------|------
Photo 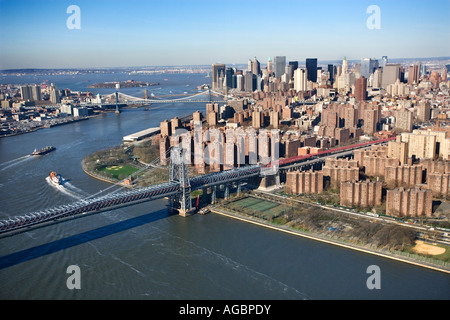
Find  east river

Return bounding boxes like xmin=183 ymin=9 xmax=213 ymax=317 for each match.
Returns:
xmin=0 ymin=73 xmax=449 ymax=300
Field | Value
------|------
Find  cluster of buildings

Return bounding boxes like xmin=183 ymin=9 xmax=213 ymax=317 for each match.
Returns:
xmin=0 ymin=82 xmax=100 ymax=136
xmin=286 ymin=132 xmax=449 ymax=218
xmin=157 ymin=55 xmax=449 ymax=219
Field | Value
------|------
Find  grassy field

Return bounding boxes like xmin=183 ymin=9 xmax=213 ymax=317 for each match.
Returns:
xmin=225 ymin=196 xmax=286 ymax=220
xmin=99 ymin=165 xmax=139 ymax=180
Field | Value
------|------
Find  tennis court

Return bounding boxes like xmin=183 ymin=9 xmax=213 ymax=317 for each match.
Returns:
xmin=227 ymin=196 xmax=285 ymax=220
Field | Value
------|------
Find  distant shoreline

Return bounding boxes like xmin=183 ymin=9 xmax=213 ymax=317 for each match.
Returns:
xmin=211 ymin=207 xmax=450 ymax=275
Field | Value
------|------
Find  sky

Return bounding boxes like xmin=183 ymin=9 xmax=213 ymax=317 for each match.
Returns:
xmin=0 ymin=0 xmax=449 ymax=69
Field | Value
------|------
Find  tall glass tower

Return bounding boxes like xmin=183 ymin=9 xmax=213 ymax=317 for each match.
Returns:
xmin=306 ymin=58 xmax=318 ymax=83
xmin=274 ymin=56 xmax=286 ymax=79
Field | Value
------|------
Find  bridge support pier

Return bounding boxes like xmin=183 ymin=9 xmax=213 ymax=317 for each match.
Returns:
xmin=224 ymin=184 xmax=230 ymax=200
xmin=211 ymin=186 xmax=217 ymax=204
xmin=258 ymin=172 xmax=281 ymax=191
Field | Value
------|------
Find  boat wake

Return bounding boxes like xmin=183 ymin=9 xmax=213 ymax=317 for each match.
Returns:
xmin=45 ymin=176 xmax=84 ymax=200
xmin=0 ymin=155 xmax=33 ymax=171
xmin=63 ymin=181 xmax=90 ymax=197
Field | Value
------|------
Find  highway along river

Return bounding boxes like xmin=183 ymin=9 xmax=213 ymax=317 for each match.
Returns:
xmin=0 ymin=73 xmax=449 ymax=299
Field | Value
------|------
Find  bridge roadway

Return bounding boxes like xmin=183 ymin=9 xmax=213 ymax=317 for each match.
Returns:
xmin=0 ymin=165 xmax=262 ymax=237
xmin=0 ymin=138 xmax=393 ymax=237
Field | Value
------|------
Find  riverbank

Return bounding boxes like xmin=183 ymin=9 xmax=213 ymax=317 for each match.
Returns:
xmin=210 ymin=206 xmax=450 ymax=274
xmin=81 ymin=157 xmax=132 ymax=187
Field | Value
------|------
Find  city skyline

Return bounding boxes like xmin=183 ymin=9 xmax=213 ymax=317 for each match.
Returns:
xmin=0 ymin=0 xmax=449 ymax=69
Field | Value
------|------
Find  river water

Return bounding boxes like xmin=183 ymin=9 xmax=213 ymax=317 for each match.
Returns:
xmin=0 ymin=73 xmax=449 ymax=300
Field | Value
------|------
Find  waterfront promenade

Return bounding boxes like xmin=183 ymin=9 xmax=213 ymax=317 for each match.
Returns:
xmin=210 ymin=205 xmax=450 ymax=275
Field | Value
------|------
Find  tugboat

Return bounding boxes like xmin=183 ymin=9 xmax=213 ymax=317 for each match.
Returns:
xmin=49 ymin=171 xmax=61 ymax=185
xmin=32 ymin=146 xmax=56 ymax=156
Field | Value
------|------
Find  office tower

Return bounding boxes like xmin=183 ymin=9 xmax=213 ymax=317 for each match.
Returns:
xmin=50 ymin=83 xmax=60 ymax=103
xmin=360 ymin=58 xmax=377 ymax=78
xmin=31 ymin=84 xmax=41 ymax=101
xmin=294 ymin=68 xmax=308 ymax=92
xmin=288 ymin=61 xmax=298 ymax=80
xmin=408 ymin=64 xmax=420 ymax=84
xmin=20 ymin=85 xmax=33 ymax=101
xmin=381 ymin=64 xmax=401 ymax=88
xmin=380 ymin=56 xmax=388 ymax=68
xmin=212 ymin=63 xmax=226 ymax=90
xmin=274 ymin=56 xmax=286 ymax=79
xmin=372 ymin=68 xmax=382 ymax=88
xmin=252 ymin=57 xmax=260 ymax=76
xmin=256 ymin=74 xmax=262 ymax=91
xmin=289 ymin=61 xmax=298 ymax=71
xmin=285 ymin=65 xmax=294 ymax=81
xmin=231 ymin=74 xmax=237 ymax=89
xmin=21 ymin=84 xmax=42 ymax=101
xmin=342 ymin=57 xmax=348 ymax=74
xmin=267 ymin=57 xmax=273 ymax=73
xmin=327 ymin=64 xmax=335 ymax=84
xmin=236 ymin=74 xmax=243 ymax=91
xmin=305 ymin=58 xmax=318 ymax=82
xmin=355 ymin=76 xmax=367 ymax=101
xmin=421 ymin=64 xmax=427 ymax=77
xmin=244 ymin=72 xmax=255 ymax=92
xmin=225 ymin=67 xmax=234 ymax=89
xmin=442 ymin=66 xmax=448 ymax=82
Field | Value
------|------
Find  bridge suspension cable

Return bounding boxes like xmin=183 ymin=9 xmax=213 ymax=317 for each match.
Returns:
xmin=114 ymin=90 xmax=212 ymax=103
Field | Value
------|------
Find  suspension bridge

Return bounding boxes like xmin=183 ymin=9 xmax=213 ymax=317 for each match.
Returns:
xmin=0 ymin=146 xmax=262 ymax=238
xmin=0 ymin=136 xmax=395 ymax=238
xmin=81 ymin=89 xmax=233 ymax=112
xmin=80 ymin=89 xmax=314 ymax=112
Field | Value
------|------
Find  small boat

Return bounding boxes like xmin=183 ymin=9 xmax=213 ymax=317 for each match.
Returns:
xmin=32 ymin=146 xmax=55 ymax=156
xmin=49 ymin=171 xmax=61 ymax=185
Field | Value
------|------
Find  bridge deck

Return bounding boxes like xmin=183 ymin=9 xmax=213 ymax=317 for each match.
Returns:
xmin=0 ymin=137 xmax=394 ymax=237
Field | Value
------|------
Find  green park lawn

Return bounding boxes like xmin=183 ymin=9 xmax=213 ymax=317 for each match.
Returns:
xmin=99 ymin=165 xmax=139 ymax=180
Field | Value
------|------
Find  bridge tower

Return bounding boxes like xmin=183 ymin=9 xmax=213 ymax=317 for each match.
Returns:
xmin=115 ymin=83 xmax=120 ymax=114
xmin=168 ymin=146 xmax=194 ymax=216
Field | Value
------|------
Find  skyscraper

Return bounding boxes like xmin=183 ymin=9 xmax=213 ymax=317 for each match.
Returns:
xmin=380 ymin=56 xmax=388 ymax=68
xmin=342 ymin=57 xmax=348 ymax=74
xmin=252 ymin=57 xmax=260 ymax=76
xmin=381 ymin=64 xmax=401 ymax=88
xmin=305 ymin=58 xmax=318 ymax=83
xmin=20 ymin=85 xmax=33 ymax=101
xmin=267 ymin=57 xmax=273 ymax=73
xmin=288 ymin=61 xmax=298 ymax=80
xmin=294 ymin=68 xmax=307 ymax=92
xmin=289 ymin=61 xmax=298 ymax=71
xmin=328 ymin=64 xmax=336 ymax=84
xmin=225 ymin=67 xmax=234 ymax=89
xmin=360 ymin=58 xmax=378 ymax=78
xmin=49 ymin=83 xmax=60 ymax=103
xmin=355 ymin=76 xmax=367 ymax=101
xmin=274 ymin=56 xmax=286 ymax=79
xmin=244 ymin=72 xmax=256 ymax=92
xmin=31 ymin=84 xmax=41 ymax=101
xmin=408 ymin=64 xmax=420 ymax=84
xmin=212 ymin=63 xmax=226 ymax=90
xmin=421 ymin=64 xmax=427 ymax=77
